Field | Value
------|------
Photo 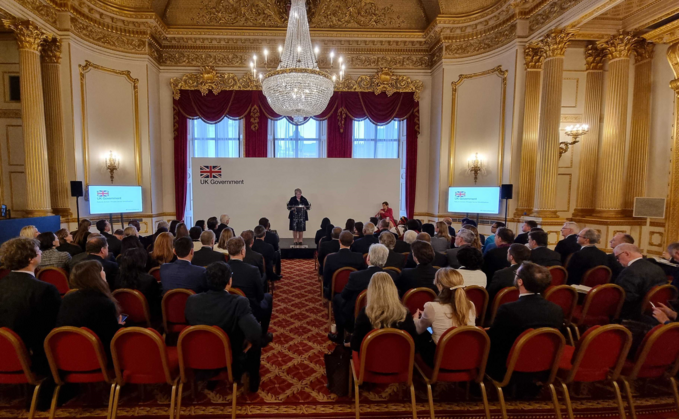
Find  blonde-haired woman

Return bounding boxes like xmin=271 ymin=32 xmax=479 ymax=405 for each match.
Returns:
xmin=413 ymin=267 xmax=476 ymax=366
xmin=123 ymin=226 xmax=138 ymax=237
xmin=350 ymin=272 xmax=417 ymax=352
xmin=431 ymin=221 xmax=451 ymax=253
xmin=149 ymin=232 xmax=175 ymax=268
xmin=462 ymin=224 xmax=483 ymax=250
xmin=214 ymin=228 xmax=233 ymax=255
xmin=19 ymin=225 xmax=39 ymax=239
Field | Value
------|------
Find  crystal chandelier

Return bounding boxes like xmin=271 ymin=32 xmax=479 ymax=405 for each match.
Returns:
xmin=260 ymin=0 xmax=335 ymax=123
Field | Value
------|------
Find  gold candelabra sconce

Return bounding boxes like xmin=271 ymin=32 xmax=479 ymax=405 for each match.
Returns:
xmin=560 ymin=124 xmax=589 ymax=159
xmin=467 ymin=152 xmax=487 ymax=184
xmin=105 ymin=150 xmax=119 ymax=184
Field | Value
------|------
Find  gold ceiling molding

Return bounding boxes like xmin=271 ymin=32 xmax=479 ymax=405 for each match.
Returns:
xmin=310 ymin=0 xmax=405 ymax=28
xmin=443 ymin=23 xmax=516 ymax=58
xmin=643 ymin=19 xmax=679 ymax=44
xmin=529 ymin=0 xmax=583 ymax=33
xmin=171 ymin=66 xmax=424 ymax=101
xmin=192 ymin=0 xmax=288 ymax=27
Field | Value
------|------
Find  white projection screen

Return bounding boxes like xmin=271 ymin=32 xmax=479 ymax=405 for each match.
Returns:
xmin=192 ymin=158 xmax=400 ymax=238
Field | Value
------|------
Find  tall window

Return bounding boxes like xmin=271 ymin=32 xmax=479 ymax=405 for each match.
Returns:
xmin=273 ymin=119 xmax=324 ymax=158
xmin=190 ymin=118 xmax=242 ymax=158
xmin=352 ymin=120 xmax=400 ymax=158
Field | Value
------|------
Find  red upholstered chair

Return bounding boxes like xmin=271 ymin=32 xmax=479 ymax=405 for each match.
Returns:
xmin=110 ymin=327 xmax=179 ymax=419
xmin=177 ymin=326 xmax=237 ymax=419
xmin=582 ymin=265 xmax=612 ymax=288
xmin=37 ymin=267 xmax=70 ymax=295
xmin=0 ymin=266 xmax=10 ymax=280
xmin=383 ymin=266 xmax=402 ymax=276
xmin=149 ymin=267 xmax=161 ymax=283
xmin=44 ymin=327 xmax=116 ymax=419
xmin=401 ymin=253 xmax=410 ymax=268
xmin=640 ymin=284 xmax=678 ymax=316
xmin=572 ymin=284 xmax=625 ymax=339
xmin=229 ymin=287 xmax=246 ymax=298
xmin=362 ymin=253 xmax=369 ymax=265
xmin=329 ymin=267 xmax=357 ymax=322
xmin=350 ymin=329 xmax=417 ymax=419
xmin=162 ymin=289 xmax=196 ymax=337
xmin=487 ymin=287 xmax=519 ymax=326
xmin=549 ymin=266 xmax=568 ymax=286
xmin=487 ymin=328 xmax=566 ymax=419
xmin=402 ymin=288 xmax=437 ymax=315
xmin=619 ymin=323 xmax=679 ymax=419
xmin=465 ymin=286 xmax=489 ymax=327
xmin=545 ymin=285 xmax=578 ymax=345
xmin=557 ymin=325 xmax=632 ymax=419
xmin=354 ymin=290 xmax=368 ymax=320
xmin=0 ymin=328 xmax=45 ymax=419
xmin=113 ymin=289 xmax=151 ymax=327
xmin=415 ymin=326 xmax=491 ymax=419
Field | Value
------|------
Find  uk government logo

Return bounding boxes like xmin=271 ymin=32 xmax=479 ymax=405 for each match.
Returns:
xmin=199 ymin=165 xmax=244 ymax=185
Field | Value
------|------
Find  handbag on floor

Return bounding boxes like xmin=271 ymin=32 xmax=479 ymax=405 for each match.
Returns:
xmin=324 ymin=344 xmax=351 ymax=397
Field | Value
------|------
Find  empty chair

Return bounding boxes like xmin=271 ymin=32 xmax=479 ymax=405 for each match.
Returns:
xmin=0 ymin=328 xmax=44 ymax=419
xmin=37 ymin=267 xmax=70 ymax=296
xmin=354 ymin=290 xmax=368 ymax=320
xmin=402 ymin=287 xmax=437 ymax=315
xmin=549 ymin=266 xmax=568 ymax=286
xmin=465 ymin=286 xmax=489 ymax=326
xmin=414 ymin=326 xmax=491 ymax=419
xmin=149 ymin=267 xmax=161 ymax=283
xmin=350 ymin=329 xmax=417 ymax=419
xmin=582 ymin=266 xmax=612 ymax=288
xmin=110 ymin=327 xmax=179 ymax=419
xmin=112 ymin=289 xmax=152 ymax=327
xmin=572 ymin=284 xmax=625 ymax=339
xmin=162 ymin=289 xmax=196 ymax=336
xmin=545 ymin=285 xmax=578 ymax=345
xmin=177 ymin=326 xmax=238 ymax=419
xmin=328 ymin=267 xmax=357 ymax=321
xmin=640 ymin=284 xmax=678 ymax=316
xmin=487 ymin=287 xmax=519 ymax=326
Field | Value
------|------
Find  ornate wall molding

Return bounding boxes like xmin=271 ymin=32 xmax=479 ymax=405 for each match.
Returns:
xmin=585 ymin=43 xmax=606 ymax=70
xmin=0 ymin=109 xmax=23 ymax=119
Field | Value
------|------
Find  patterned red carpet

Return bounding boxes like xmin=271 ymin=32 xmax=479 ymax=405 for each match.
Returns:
xmin=0 ymin=259 xmax=678 ymax=418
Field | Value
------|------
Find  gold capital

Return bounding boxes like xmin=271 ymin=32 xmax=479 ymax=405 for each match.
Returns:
xmin=41 ymin=38 xmax=62 ymax=63
xmin=633 ymin=41 xmax=654 ymax=63
xmin=524 ymin=43 xmax=545 ymax=69
xmin=597 ymin=31 xmax=642 ymax=60
xmin=2 ymin=19 xmax=53 ymax=51
xmin=537 ymin=28 xmax=576 ymax=58
xmin=585 ymin=44 xmax=606 ymax=70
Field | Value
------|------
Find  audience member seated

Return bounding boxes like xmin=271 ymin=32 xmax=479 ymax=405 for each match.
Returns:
xmin=345 ymin=219 xmax=356 ymax=237
xmin=207 ymin=217 xmax=219 ymax=238
xmin=555 ymin=222 xmax=580 ymax=265
xmin=566 ymin=228 xmax=609 ymax=285
xmin=413 ymin=268 xmax=476 ymax=366
xmin=0 ymin=237 xmax=61 ymax=376
xmin=486 ymin=262 xmax=563 ymax=383
xmin=461 ymin=219 xmax=485 ymax=245
xmin=329 ymin=244 xmax=391 ymax=345
xmin=169 ymin=220 xmax=180 ymax=236
xmin=192 ymin=230 xmax=227 ymax=266
xmin=118 ymin=248 xmax=161 ymax=319
xmin=462 ymin=224 xmax=483 ymax=251
xmin=323 ymin=231 xmax=366 ymax=298
xmin=241 ymin=230 xmax=265 ymax=278
xmin=351 ymin=272 xmax=418 ymax=352
xmin=68 ymin=233 xmax=101 ymax=270
xmin=176 ymin=223 xmax=190 ymax=239
xmin=217 ymin=214 xmax=235 ymax=239
xmin=412 ymin=233 xmax=448 ymax=267
xmin=149 ymin=232 xmax=176 ymax=268
xmin=214 ymin=228 xmax=233 ymax=255
xmin=315 ymin=218 xmax=331 ymax=246
xmin=185 ymin=262 xmax=263 ymax=392
xmin=56 ymin=228 xmax=83 ymax=256
xmin=379 ymin=231 xmax=406 ymax=269
xmin=96 ymin=219 xmax=122 ymax=257
xmin=81 ymin=236 xmax=119 ymax=290
xmin=123 ymin=226 xmax=139 ymax=238
xmin=120 ymin=235 xmax=145 ymax=255
xmin=397 ymin=240 xmax=439 ymax=296
xmin=318 ymin=227 xmax=342 ymax=274
xmin=406 ymin=219 xmax=420 ymax=233
xmin=443 ymin=217 xmax=456 ymax=239
xmin=483 ymin=221 xmax=505 ymax=255
xmin=488 ymin=244 xmax=531 ymax=305
xmin=160 ymin=237 xmax=207 ymax=294
xmin=395 ymin=230 xmax=416 ymax=254
xmin=431 ymin=221 xmax=452 ymax=253
xmin=608 ymin=233 xmax=634 ymax=281
xmin=113 ymin=229 xmax=125 ymax=241
xmin=446 ymin=229 xmax=475 ymax=268
xmin=482 ymin=227 xmax=514 ymax=282
xmin=72 ymin=219 xmax=92 ymax=250
xmin=20 ymin=225 xmax=39 ymax=239
xmin=421 ymin=223 xmax=436 ymax=238
xmin=189 ymin=226 xmax=203 ymax=251
xmin=456 ymin=246 xmax=487 ymax=287
xmin=528 ymin=230 xmax=562 ymax=267
xmin=613 ymin=243 xmax=667 ymax=320
xmin=351 ymin=222 xmax=379 ymax=255
xmin=195 ymin=220 xmax=205 ymax=231
xmin=227 ymin=237 xmax=273 ymax=346
xmin=515 ymin=220 xmax=538 ymax=245
xmin=128 ymin=220 xmax=141 ymax=233
xmin=259 ymin=217 xmax=281 ymax=275
xmin=354 ymin=221 xmax=364 ymax=239
xmin=144 ymin=221 xmax=169 ymax=250
xmin=253 ymin=225 xmax=280 ymax=281
xmin=37 ymin=232 xmax=71 ymax=270
xmin=652 ymin=300 xmax=679 ymax=324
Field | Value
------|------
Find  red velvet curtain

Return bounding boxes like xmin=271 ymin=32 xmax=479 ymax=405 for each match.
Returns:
xmin=173 ymin=89 xmax=419 ymax=221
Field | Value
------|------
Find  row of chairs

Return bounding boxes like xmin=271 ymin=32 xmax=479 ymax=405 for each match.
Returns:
xmin=0 ymin=325 xmax=240 ymax=419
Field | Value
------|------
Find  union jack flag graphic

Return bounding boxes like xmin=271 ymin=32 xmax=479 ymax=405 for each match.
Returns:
xmin=200 ymin=165 xmax=222 ymax=179
xmin=97 ymin=190 xmax=109 ymax=198
xmin=455 ymin=191 xmax=466 ymax=198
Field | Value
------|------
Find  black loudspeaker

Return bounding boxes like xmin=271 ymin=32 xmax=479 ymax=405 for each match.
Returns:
xmin=70 ymin=181 xmax=83 ymax=197
xmin=500 ymin=184 xmax=513 ymax=200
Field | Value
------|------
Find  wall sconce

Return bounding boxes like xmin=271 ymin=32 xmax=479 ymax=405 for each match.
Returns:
xmin=105 ymin=150 xmax=119 ymax=184
xmin=560 ymin=124 xmax=589 ymax=159
xmin=467 ymin=152 xmax=486 ymax=184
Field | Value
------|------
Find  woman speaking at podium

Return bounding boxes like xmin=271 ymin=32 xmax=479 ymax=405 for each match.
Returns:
xmin=287 ymin=188 xmax=311 ymax=246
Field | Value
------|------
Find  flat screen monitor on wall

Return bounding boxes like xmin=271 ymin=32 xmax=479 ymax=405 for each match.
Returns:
xmin=88 ymin=185 xmax=143 ymax=215
xmin=447 ymin=186 xmax=500 ymax=214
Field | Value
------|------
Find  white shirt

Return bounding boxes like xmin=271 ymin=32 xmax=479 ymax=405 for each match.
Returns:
xmin=456 ymin=267 xmax=487 ymax=287
xmin=581 ymin=244 xmax=596 ymax=249
xmin=414 ymin=301 xmax=476 ymax=344
xmin=519 ymin=292 xmax=535 ymax=298
xmin=627 ymin=257 xmax=643 ymax=267
xmin=12 ymin=269 xmax=35 ymax=277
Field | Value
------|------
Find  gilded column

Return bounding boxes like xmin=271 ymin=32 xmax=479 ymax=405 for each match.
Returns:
xmin=594 ymin=32 xmax=639 ymax=218
xmin=573 ymin=45 xmax=605 ymax=217
xmin=3 ymin=19 xmax=53 ymax=217
xmin=623 ymin=41 xmax=655 ymax=216
xmin=665 ymin=42 xmax=679 ymax=244
xmin=533 ymin=29 xmax=574 ymax=218
xmin=514 ymin=44 xmax=544 ymax=218
xmin=41 ymin=39 xmax=70 ymax=217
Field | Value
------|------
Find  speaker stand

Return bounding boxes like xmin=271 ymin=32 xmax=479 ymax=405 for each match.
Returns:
xmin=75 ymin=197 xmax=80 ymax=225
xmin=504 ymin=198 xmax=509 ymax=225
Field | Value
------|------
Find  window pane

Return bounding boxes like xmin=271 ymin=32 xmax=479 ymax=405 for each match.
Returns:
xmin=190 ymin=118 xmax=240 ymax=158
xmin=352 ymin=119 xmax=399 ymax=158
xmin=274 ymin=118 xmax=320 ymax=158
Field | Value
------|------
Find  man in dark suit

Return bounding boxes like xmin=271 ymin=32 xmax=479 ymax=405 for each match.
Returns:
xmin=486 ymin=262 xmax=563 ymax=384
xmin=142 ymin=221 xmax=168 ymax=250
xmin=514 ymin=220 xmax=537 ymax=245
xmin=393 ymin=237 xmax=411 ymax=254
xmin=379 ymin=231 xmax=406 ymax=269
xmin=241 ymin=230 xmax=265 ymax=278
xmin=323 ymin=231 xmax=366 ymax=298
xmin=397 ymin=240 xmax=438 ymax=296
xmin=607 ymin=233 xmax=633 ymax=281
xmin=207 ymin=217 xmax=220 ymax=238
xmin=227 ymin=237 xmax=273 ymax=345
xmin=185 ymin=262 xmax=263 ymax=392
xmin=329 ymin=244 xmax=393 ymax=345
xmin=446 ymin=229 xmax=474 ymax=268
xmin=318 ymin=227 xmax=342 ymax=274
xmin=488 ymin=244 xmax=531 ymax=305
xmin=192 ymin=230 xmax=227 ymax=266
xmin=566 ymin=228 xmax=609 ymax=285
xmin=482 ymin=227 xmax=514 ymax=283
xmin=216 ymin=214 xmax=236 ymax=240
xmin=83 ymin=236 xmax=120 ymax=290
xmin=351 ymin=222 xmax=379 ymax=255
xmin=528 ymin=230 xmax=562 ymax=267
xmin=259 ymin=217 xmax=281 ymax=275
xmin=555 ymin=222 xmax=581 ymax=265
xmin=253 ymin=225 xmax=280 ymax=281
xmin=414 ymin=232 xmax=448 ymax=267
xmin=614 ymin=244 xmax=667 ymax=320
xmin=373 ymin=219 xmax=399 ymax=240
xmin=96 ymin=219 xmax=122 ymax=257
xmin=160 ymin=236 xmax=208 ymax=294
